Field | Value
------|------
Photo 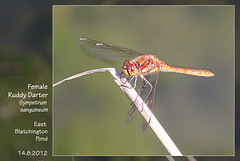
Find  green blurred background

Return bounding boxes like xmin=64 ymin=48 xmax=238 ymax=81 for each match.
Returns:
xmin=53 ymin=6 xmax=233 ymax=155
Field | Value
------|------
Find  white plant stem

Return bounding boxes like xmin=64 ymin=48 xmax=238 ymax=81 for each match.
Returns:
xmin=53 ymin=68 xmax=182 ymax=156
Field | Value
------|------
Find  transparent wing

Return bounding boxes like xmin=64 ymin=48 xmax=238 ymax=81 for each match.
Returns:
xmin=126 ymin=78 xmax=146 ymax=125
xmin=126 ymin=72 xmax=159 ymax=132
xmin=76 ymin=37 xmax=144 ymax=62
xmin=142 ymin=72 xmax=160 ymax=132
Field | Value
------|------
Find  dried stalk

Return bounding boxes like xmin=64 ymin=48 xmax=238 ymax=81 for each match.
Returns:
xmin=53 ymin=68 xmax=182 ymax=156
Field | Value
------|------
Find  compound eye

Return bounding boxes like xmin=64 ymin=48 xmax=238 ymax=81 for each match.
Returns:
xmin=127 ymin=63 xmax=137 ymax=76
xmin=122 ymin=60 xmax=137 ymax=76
xmin=129 ymin=64 xmax=135 ymax=72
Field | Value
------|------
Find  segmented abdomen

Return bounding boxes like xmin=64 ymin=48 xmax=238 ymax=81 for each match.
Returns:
xmin=160 ymin=62 xmax=214 ymax=77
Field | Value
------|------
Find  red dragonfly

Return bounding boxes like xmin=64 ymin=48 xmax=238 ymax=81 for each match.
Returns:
xmin=76 ymin=37 xmax=214 ymax=131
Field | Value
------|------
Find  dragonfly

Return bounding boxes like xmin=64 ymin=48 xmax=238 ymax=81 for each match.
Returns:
xmin=76 ymin=37 xmax=214 ymax=131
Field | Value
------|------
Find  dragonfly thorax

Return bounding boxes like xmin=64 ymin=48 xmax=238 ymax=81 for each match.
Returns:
xmin=122 ymin=60 xmax=139 ymax=77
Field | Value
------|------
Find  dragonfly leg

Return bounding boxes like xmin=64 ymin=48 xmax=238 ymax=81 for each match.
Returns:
xmin=126 ymin=76 xmax=137 ymax=88
xmin=138 ymin=80 xmax=148 ymax=97
xmin=128 ymin=75 xmax=135 ymax=82
xmin=119 ymin=75 xmax=128 ymax=84
xmin=140 ymin=75 xmax=153 ymax=102
xmin=119 ymin=75 xmax=134 ymax=89
xmin=139 ymin=75 xmax=153 ymax=111
xmin=133 ymin=76 xmax=137 ymax=88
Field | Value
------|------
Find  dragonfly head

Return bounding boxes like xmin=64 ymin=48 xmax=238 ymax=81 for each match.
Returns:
xmin=122 ymin=60 xmax=138 ymax=77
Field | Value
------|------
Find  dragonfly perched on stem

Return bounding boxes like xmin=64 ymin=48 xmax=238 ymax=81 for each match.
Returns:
xmin=76 ymin=37 xmax=214 ymax=131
